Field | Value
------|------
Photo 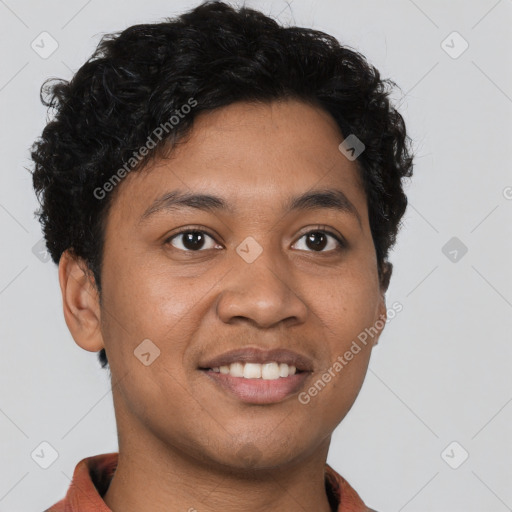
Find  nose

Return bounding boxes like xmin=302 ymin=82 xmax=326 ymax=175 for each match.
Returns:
xmin=215 ymin=248 xmax=308 ymax=329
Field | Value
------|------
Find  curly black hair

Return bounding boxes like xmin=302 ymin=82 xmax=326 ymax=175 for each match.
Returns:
xmin=30 ymin=0 xmax=414 ymax=370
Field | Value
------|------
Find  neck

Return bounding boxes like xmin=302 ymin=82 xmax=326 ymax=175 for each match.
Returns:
xmin=104 ymin=397 xmax=334 ymax=512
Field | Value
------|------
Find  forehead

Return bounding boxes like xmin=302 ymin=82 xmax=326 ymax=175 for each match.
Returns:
xmin=108 ymin=99 xmax=367 ymax=225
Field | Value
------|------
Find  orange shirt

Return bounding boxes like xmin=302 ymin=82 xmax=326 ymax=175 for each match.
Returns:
xmin=45 ymin=452 xmax=376 ymax=512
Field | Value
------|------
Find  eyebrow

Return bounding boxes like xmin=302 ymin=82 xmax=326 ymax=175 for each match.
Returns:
xmin=139 ymin=188 xmax=362 ymax=227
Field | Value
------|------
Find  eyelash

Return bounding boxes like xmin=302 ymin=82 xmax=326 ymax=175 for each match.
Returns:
xmin=164 ymin=225 xmax=346 ymax=253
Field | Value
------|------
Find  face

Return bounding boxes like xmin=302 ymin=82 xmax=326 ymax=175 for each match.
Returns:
xmin=95 ymin=99 xmax=387 ymax=469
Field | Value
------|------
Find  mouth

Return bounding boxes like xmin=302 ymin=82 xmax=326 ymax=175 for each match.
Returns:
xmin=198 ymin=348 xmax=313 ymax=404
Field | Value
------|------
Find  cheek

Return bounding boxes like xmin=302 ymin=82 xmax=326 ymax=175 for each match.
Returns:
xmin=304 ymin=266 xmax=380 ymax=412
xmin=102 ymin=258 xmax=195 ymax=339
xmin=293 ymin=353 xmax=372 ymax=446
xmin=314 ymin=268 xmax=381 ymax=342
xmin=99 ymin=258 xmax=215 ymax=397
xmin=101 ymin=270 xmax=197 ymax=426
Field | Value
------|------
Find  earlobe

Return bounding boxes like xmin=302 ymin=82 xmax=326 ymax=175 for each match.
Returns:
xmin=58 ymin=250 xmax=104 ymax=353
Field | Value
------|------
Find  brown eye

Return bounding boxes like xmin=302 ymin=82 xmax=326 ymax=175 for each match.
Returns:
xmin=166 ymin=230 xmax=219 ymax=251
xmin=292 ymin=230 xmax=344 ymax=253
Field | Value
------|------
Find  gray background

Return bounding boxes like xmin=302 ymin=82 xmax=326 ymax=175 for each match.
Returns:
xmin=1 ymin=0 xmax=511 ymax=510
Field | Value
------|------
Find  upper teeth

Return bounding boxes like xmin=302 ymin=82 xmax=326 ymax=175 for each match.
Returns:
xmin=211 ymin=362 xmax=297 ymax=379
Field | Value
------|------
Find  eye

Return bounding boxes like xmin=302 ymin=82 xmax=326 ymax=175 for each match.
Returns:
xmin=164 ymin=227 xmax=345 ymax=253
xmin=165 ymin=229 xmax=220 ymax=251
xmin=292 ymin=229 xmax=345 ymax=253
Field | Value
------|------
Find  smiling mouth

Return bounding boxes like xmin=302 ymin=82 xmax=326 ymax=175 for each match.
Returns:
xmin=198 ymin=347 xmax=314 ymax=404
xmin=199 ymin=363 xmax=311 ymax=404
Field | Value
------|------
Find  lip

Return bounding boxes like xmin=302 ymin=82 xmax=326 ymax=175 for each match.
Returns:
xmin=198 ymin=347 xmax=314 ymax=372
xmin=201 ymin=370 xmax=311 ymax=404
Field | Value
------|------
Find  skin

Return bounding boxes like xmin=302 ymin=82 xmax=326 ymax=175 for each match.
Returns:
xmin=59 ymin=98 xmax=388 ymax=512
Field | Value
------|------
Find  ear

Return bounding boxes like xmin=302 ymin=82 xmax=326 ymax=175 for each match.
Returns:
xmin=373 ymin=261 xmax=392 ymax=347
xmin=58 ymin=249 xmax=104 ymax=352
xmin=379 ymin=261 xmax=393 ymax=293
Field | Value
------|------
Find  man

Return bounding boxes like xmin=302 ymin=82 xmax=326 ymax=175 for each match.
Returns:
xmin=31 ymin=1 xmax=414 ymax=510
